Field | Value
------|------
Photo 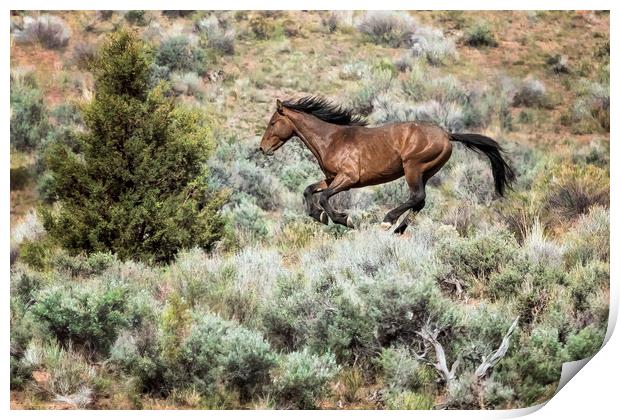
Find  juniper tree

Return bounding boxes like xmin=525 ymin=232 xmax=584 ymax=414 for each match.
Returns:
xmin=41 ymin=31 xmax=225 ymax=263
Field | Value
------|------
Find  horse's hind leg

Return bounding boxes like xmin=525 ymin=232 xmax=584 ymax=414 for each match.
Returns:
xmin=304 ymin=180 xmax=329 ymax=224
xmin=390 ymin=145 xmax=452 ymax=234
xmin=381 ymin=167 xmax=426 ymax=231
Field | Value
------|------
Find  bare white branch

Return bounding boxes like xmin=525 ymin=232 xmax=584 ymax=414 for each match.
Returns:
xmin=416 ymin=322 xmax=459 ymax=383
xmin=475 ymin=316 xmax=520 ymax=379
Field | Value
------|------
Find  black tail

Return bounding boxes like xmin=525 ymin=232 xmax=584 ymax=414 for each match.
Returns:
xmin=449 ymin=133 xmax=515 ymax=196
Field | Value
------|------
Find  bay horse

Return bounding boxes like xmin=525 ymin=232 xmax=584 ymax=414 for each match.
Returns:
xmin=259 ymin=96 xmax=514 ymax=234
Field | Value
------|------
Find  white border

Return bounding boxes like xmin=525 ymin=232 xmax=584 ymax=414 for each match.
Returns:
xmin=4 ymin=1 xmax=617 ymax=418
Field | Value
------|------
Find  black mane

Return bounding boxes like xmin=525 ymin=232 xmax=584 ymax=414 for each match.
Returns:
xmin=282 ymin=96 xmax=368 ymax=126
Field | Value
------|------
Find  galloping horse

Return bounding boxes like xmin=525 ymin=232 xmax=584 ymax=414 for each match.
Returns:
xmin=259 ymin=96 xmax=514 ymax=234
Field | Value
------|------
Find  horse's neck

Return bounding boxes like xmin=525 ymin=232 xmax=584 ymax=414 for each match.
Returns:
xmin=286 ymin=111 xmax=335 ymax=167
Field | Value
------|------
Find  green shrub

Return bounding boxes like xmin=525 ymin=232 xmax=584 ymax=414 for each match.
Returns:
xmin=357 ymin=11 xmax=418 ymax=47
xmin=10 ymin=166 xmax=30 ymax=191
xmin=179 ymin=314 xmax=276 ymax=400
xmin=565 ymin=325 xmax=605 ymax=360
xmin=196 ymin=15 xmax=236 ymax=55
xmin=73 ymin=42 xmax=97 ymax=69
xmin=31 ymin=283 xmax=129 ymax=355
xmin=11 ymin=266 xmax=47 ymax=304
xmin=249 ymin=16 xmax=276 ymax=40
xmin=408 ymin=26 xmax=458 ymax=66
xmin=52 ymin=251 xmax=116 ymax=278
xmin=224 ymin=201 xmax=270 ymax=243
xmin=464 ymin=23 xmax=497 ymax=47
xmin=260 ymin=276 xmax=314 ymax=351
xmin=372 ymin=179 xmax=409 ymax=207
xmin=488 ymin=259 xmax=565 ymax=304
xmin=212 ymin=158 xmax=282 ymax=211
xmin=162 ymin=10 xmax=195 ymax=18
xmin=41 ymin=31 xmax=225 ymax=263
xmin=442 ymin=373 xmax=478 ymax=409
xmin=364 ymin=276 xmax=456 ymax=348
xmin=10 ymin=72 xmax=49 ymax=150
xmin=219 ymin=327 xmax=277 ymax=401
xmin=156 ymin=35 xmax=208 ymax=75
xmin=124 ymin=10 xmax=147 ymax=26
xmin=19 ymin=239 xmax=51 ymax=271
xmin=10 ymin=297 xmax=38 ymax=389
xmin=308 ymin=281 xmax=377 ymax=365
xmin=271 ymin=349 xmax=338 ymax=409
xmin=567 ymin=260 xmax=609 ymax=313
xmin=496 ymin=325 xmax=566 ymax=405
xmin=347 ymin=68 xmax=393 ymax=116
xmin=436 ymin=229 xmax=520 ymax=296
xmin=378 ymin=346 xmax=428 ymax=391
xmin=571 ymin=139 xmax=609 ymax=168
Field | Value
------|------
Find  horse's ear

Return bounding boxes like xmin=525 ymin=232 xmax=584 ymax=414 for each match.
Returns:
xmin=276 ymin=99 xmax=283 ymax=114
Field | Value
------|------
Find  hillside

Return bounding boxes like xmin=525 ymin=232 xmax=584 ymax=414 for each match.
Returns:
xmin=10 ymin=10 xmax=609 ymax=410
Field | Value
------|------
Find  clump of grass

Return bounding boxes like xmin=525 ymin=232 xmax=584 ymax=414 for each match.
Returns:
xmin=170 ymin=72 xmax=206 ymax=98
xmin=196 ymin=15 xmax=236 ymax=55
xmin=13 ymin=15 xmax=71 ymax=49
xmin=339 ymin=62 xmax=370 ymax=81
xmin=248 ymin=15 xmax=277 ymax=40
xmin=546 ymin=54 xmax=570 ymax=74
xmin=563 ymin=205 xmax=609 ymax=267
xmin=464 ymin=22 xmax=497 ymax=47
xmin=394 ymin=53 xmax=415 ymax=72
xmin=545 ymin=164 xmax=609 ymax=222
xmin=408 ymin=26 xmax=458 ymax=65
xmin=383 ymin=390 xmax=435 ymax=409
xmin=356 ymin=11 xmax=418 ymax=47
xmin=568 ymin=81 xmax=609 ymax=133
xmin=72 ymin=42 xmax=97 ymax=69
xmin=512 ymin=78 xmax=547 ymax=107
xmin=322 ymin=11 xmax=354 ymax=33
xmin=22 ymin=340 xmax=96 ymax=408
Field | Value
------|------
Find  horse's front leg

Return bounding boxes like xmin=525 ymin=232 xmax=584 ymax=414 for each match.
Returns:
xmin=303 ymin=179 xmax=329 ymax=224
xmin=318 ymin=173 xmax=358 ymax=228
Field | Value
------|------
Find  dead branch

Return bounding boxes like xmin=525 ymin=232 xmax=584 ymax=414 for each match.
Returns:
xmin=415 ymin=322 xmax=459 ymax=384
xmin=475 ymin=316 xmax=520 ymax=380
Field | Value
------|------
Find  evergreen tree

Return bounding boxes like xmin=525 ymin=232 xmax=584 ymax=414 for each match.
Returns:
xmin=42 ymin=31 xmax=225 ymax=263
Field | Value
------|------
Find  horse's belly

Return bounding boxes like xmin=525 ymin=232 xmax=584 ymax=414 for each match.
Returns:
xmin=359 ymin=162 xmax=404 ymax=187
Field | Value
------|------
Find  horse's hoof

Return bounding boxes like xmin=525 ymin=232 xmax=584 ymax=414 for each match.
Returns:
xmin=346 ymin=216 xmax=355 ymax=228
xmin=380 ymin=222 xmax=392 ymax=230
xmin=320 ymin=211 xmax=329 ymax=225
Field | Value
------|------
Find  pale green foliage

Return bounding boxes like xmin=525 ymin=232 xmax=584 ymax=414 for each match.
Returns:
xmin=357 ymin=11 xmax=418 ymax=47
xmin=271 ymin=349 xmax=338 ymax=409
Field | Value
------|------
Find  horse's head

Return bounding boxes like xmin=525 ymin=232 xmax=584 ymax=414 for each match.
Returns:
xmin=259 ymin=99 xmax=295 ymax=155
